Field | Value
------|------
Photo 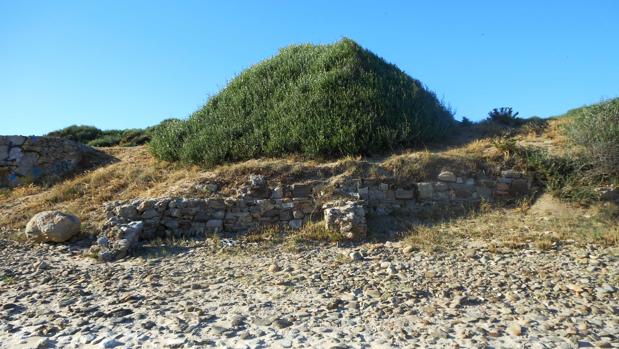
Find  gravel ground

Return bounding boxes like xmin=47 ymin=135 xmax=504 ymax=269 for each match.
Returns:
xmin=0 ymin=238 xmax=617 ymax=348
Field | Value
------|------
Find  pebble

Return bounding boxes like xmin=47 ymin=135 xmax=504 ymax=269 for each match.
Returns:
xmin=0 ymin=238 xmax=616 ymax=348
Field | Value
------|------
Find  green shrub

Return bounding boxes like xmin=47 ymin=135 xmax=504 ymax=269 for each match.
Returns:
xmin=48 ymin=124 xmax=164 ymax=147
xmin=460 ymin=116 xmax=474 ymax=127
xmin=87 ymin=133 xmax=122 ymax=147
xmin=150 ymin=38 xmax=455 ymax=167
xmin=148 ymin=119 xmax=189 ymax=161
xmin=564 ymin=98 xmax=619 ymax=179
xmin=47 ymin=125 xmax=103 ymax=144
xmin=487 ymin=107 xmax=524 ymax=126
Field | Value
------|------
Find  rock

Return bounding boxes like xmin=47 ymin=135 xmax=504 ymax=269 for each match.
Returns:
xmin=349 ymin=251 xmax=363 ymax=261
xmin=324 ymin=200 xmax=367 ymax=240
xmin=1 ymin=136 xmax=112 ymax=188
xmin=417 ymin=182 xmax=433 ymax=199
xmin=97 ymin=236 xmax=109 ymax=248
xmin=273 ymin=318 xmax=293 ymax=329
xmin=164 ymin=338 xmax=186 ymax=348
xmin=269 ymin=264 xmax=282 ymax=273
xmin=24 ymin=211 xmax=81 ymax=242
xmin=289 ymin=219 xmax=303 ymax=229
xmin=116 ymin=205 xmax=138 ymax=220
xmin=594 ymin=340 xmax=612 ymax=348
xmin=507 ymin=323 xmax=523 ymax=336
xmin=101 ymin=338 xmax=124 ymax=348
xmin=97 ymin=221 xmax=143 ymax=261
xmin=501 ymin=169 xmax=523 ymax=178
xmin=395 ymin=188 xmax=414 ymax=199
xmin=438 ymin=171 xmax=456 ymax=182
xmin=402 ymin=245 xmax=415 ymax=254
xmin=271 ymin=186 xmax=284 ymax=199
xmin=205 ymin=219 xmax=223 ymax=233
xmin=291 ymin=183 xmax=312 ymax=197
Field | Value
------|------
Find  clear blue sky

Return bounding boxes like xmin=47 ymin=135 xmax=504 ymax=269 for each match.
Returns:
xmin=1 ymin=0 xmax=618 ymax=135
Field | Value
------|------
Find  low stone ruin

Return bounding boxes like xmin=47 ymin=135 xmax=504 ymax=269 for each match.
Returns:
xmin=93 ymin=169 xmax=532 ymax=260
xmin=93 ymin=221 xmax=143 ymax=262
xmin=0 ymin=135 xmax=113 ymax=188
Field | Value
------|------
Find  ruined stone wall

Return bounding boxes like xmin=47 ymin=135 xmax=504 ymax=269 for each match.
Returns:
xmin=104 ymin=179 xmax=321 ymax=240
xmin=104 ymin=170 xmax=532 ymax=239
xmin=0 ymin=136 xmax=111 ymax=188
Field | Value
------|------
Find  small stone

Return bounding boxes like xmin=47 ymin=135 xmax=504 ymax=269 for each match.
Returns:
xmin=438 ymin=171 xmax=456 ymax=182
xmin=402 ymin=245 xmax=414 ymax=254
xmin=273 ymin=318 xmax=292 ymax=329
xmin=164 ymin=338 xmax=186 ymax=348
xmin=269 ymin=264 xmax=282 ymax=273
xmin=507 ymin=323 xmax=523 ymax=336
xmin=277 ymin=338 xmax=293 ymax=348
xmin=326 ymin=299 xmax=342 ymax=310
xmin=594 ymin=341 xmax=612 ymax=348
xmin=349 ymin=251 xmax=363 ymax=261
xmin=101 ymin=338 xmax=123 ymax=348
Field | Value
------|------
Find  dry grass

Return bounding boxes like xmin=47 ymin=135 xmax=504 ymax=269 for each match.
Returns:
xmin=0 ymin=134 xmax=544 ymax=236
xmin=0 ymin=146 xmax=205 ymax=233
xmin=241 ymin=222 xmax=345 ymax=247
xmin=404 ymin=195 xmax=619 ymax=251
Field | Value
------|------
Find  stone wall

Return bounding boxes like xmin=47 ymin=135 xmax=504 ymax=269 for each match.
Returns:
xmin=103 ymin=176 xmax=321 ymax=240
xmin=94 ymin=169 xmax=533 ymax=260
xmin=100 ymin=169 xmax=531 ymax=243
xmin=0 ymin=136 xmax=112 ymax=188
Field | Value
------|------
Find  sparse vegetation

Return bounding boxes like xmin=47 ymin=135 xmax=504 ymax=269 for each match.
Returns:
xmin=505 ymin=99 xmax=618 ymax=203
xmin=47 ymin=119 xmax=180 ymax=147
xmin=150 ymin=38 xmax=455 ymax=167
xmin=405 ymin=195 xmax=618 ymax=250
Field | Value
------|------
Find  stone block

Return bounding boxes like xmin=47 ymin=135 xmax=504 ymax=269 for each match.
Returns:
xmin=368 ymin=189 xmax=386 ymax=201
xmin=501 ymin=169 xmax=523 ymax=178
xmin=324 ymin=200 xmax=367 ymax=240
xmin=289 ymin=219 xmax=303 ymax=229
xmin=279 ymin=210 xmax=293 ymax=221
xmin=291 ymin=183 xmax=313 ymax=197
xmin=510 ymin=179 xmax=529 ymax=195
xmin=7 ymin=136 xmax=26 ymax=146
xmin=434 ymin=182 xmax=449 ymax=192
xmin=141 ymin=208 xmax=159 ymax=220
xmin=205 ymin=219 xmax=223 ymax=233
xmin=271 ymin=186 xmax=283 ymax=199
xmin=116 ymin=205 xmax=138 ymax=220
xmin=395 ymin=188 xmax=414 ymax=199
xmin=417 ymin=182 xmax=433 ymax=199
xmin=438 ymin=171 xmax=456 ymax=182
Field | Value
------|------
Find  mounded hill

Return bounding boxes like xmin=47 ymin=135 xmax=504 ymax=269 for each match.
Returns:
xmin=150 ymin=38 xmax=455 ymax=167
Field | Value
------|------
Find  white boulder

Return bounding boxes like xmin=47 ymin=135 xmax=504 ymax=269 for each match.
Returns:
xmin=25 ymin=211 xmax=80 ymax=242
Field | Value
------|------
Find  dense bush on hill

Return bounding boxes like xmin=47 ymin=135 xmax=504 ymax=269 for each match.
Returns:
xmin=564 ymin=98 xmax=619 ymax=180
xmin=150 ymin=38 xmax=455 ymax=167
